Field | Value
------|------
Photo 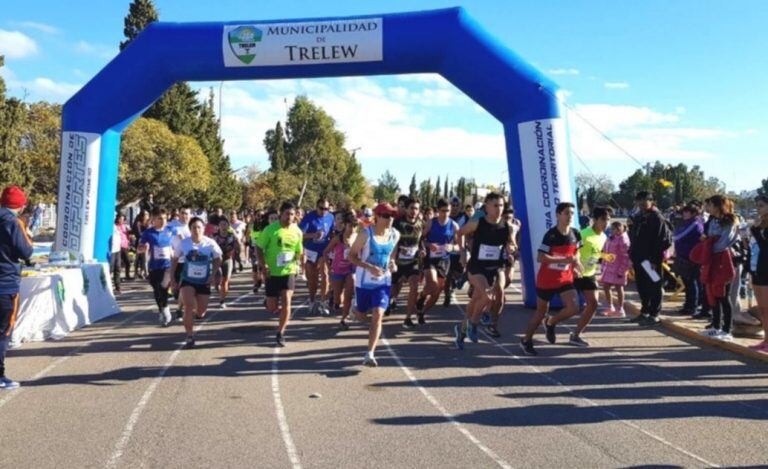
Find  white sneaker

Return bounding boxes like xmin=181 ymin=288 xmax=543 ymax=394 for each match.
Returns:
xmin=699 ymin=328 xmax=721 ymax=338
xmin=220 ymin=302 xmax=228 ymax=309
xmin=716 ymin=331 xmax=734 ymax=342
xmin=162 ymin=306 xmax=172 ymax=326
xmin=0 ymin=377 xmax=20 ymax=390
xmin=616 ymin=308 xmax=626 ymax=318
xmin=363 ymin=352 xmax=378 ymax=367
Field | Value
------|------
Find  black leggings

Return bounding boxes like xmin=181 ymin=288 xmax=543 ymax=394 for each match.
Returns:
xmin=712 ymin=283 xmax=732 ymax=333
xmin=148 ymin=269 xmax=169 ymax=311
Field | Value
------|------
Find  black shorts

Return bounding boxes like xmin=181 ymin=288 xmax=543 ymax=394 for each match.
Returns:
xmin=180 ymin=281 xmax=212 ymax=296
xmin=536 ymin=284 xmax=576 ymax=302
xmin=448 ymin=254 xmax=464 ymax=275
xmin=752 ymin=271 xmax=768 ymax=287
xmin=266 ymin=275 xmax=296 ymax=297
xmin=220 ymin=259 xmax=233 ymax=278
xmin=574 ymin=276 xmax=598 ymax=291
xmin=426 ymin=257 xmax=451 ymax=278
xmin=468 ymin=265 xmax=502 ymax=286
xmin=393 ymin=262 xmax=420 ymax=284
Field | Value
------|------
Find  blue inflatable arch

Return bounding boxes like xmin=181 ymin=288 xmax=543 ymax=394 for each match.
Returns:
xmin=55 ymin=7 xmax=576 ymax=307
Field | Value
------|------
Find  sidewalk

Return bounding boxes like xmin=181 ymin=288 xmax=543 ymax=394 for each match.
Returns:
xmin=623 ymin=288 xmax=768 ymax=364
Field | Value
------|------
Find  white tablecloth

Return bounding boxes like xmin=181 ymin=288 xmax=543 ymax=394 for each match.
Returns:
xmin=10 ymin=263 xmax=120 ymax=347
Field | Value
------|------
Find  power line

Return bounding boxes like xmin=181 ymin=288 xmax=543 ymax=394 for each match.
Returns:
xmin=539 ymin=86 xmax=646 ymax=170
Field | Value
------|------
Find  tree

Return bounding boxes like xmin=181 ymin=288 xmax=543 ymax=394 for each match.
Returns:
xmin=119 ymin=118 xmax=211 ymax=207
xmin=575 ymin=173 xmax=615 ymax=210
xmin=264 ymin=121 xmax=287 ymax=171
xmin=419 ymin=178 xmax=435 ymax=207
xmin=22 ymin=102 xmax=61 ymax=202
xmin=196 ymin=89 xmax=241 ymax=209
xmin=143 ymin=83 xmax=201 ymax=137
xmin=435 ymin=176 xmax=442 ymax=203
xmin=759 ymin=178 xmax=768 ymax=197
xmin=120 ymin=0 xmax=158 ymax=51
xmin=241 ymin=165 xmax=301 ymax=210
xmin=456 ymin=177 xmax=467 ymax=204
xmin=409 ymin=173 xmax=417 ymax=197
xmin=374 ymin=170 xmax=400 ymax=203
xmin=443 ymin=176 xmax=449 ymax=198
xmin=262 ymin=96 xmax=368 ymax=208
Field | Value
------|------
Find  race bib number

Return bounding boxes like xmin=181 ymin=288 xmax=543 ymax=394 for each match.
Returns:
xmin=343 ymin=247 xmax=350 ymax=260
xmin=305 ymin=249 xmax=319 ymax=263
xmin=478 ymin=244 xmax=502 ymax=261
xmin=399 ymin=246 xmax=418 ymax=260
xmin=153 ymin=246 xmax=171 ymax=260
xmin=429 ymin=244 xmax=447 ymax=258
xmin=548 ymin=262 xmax=570 ymax=271
xmin=277 ymin=251 xmax=295 ymax=267
xmin=187 ymin=263 xmax=208 ymax=280
xmin=364 ymin=270 xmax=387 ymax=286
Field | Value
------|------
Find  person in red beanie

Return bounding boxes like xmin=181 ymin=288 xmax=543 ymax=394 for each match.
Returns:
xmin=0 ymin=185 xmax=33 ymax=390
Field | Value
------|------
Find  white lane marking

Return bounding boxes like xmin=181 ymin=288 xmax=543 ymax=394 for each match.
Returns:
xmin=271 ymin=347 xmax=302 ymax=469
xmin=381 ymin=337 xmax=514 ymax=469
xmin=0 ymin=313 xmax=139 ymax=411
xmin=452 ymin=305 xmax=719 ymax=468
xmin=106 ymin=292 xmax=252 ymax=468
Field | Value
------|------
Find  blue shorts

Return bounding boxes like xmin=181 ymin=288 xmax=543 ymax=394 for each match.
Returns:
xmin=331 ymin=272 xmax=353 ymax=282
xmin=355 ymin=286 xmax=390 ymax=313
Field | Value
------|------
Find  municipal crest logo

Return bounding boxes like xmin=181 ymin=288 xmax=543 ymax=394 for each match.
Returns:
xmin=228 ymin=26 xmax=263 ymax=65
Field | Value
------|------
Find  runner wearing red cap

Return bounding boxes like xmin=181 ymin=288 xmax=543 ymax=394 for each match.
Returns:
xmin=349 ymin=202 xmax=400 ymax=367
xmin=0 ymin=186 xmax=33 ymax=389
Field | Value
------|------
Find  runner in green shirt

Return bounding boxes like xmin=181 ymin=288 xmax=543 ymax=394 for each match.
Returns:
xmin=256 ymin=202 xmax=303 ymax=347
xmin=571 ymin=207 xmax=611 ymax=346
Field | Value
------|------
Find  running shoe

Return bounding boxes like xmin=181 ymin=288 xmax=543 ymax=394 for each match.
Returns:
xmin=453 ymin=323 xmax=466 ymax=350
xmin=467 ymin=323 xmax=479 ymax=343
xmin=363 ymin=352 xmax=378 ymax=367
xmin=319 ymin=303 xmax=331 ymax=316
xmin=627 ymin=314 xmax=647 ymax=323
xmin=0 ymin=376 xmax=20 ymax=390
xmin=339 ymin=320 xmax=350 ymax=331
xmin=275 ymin=332 xmax=285 ymax=347
xmin=691 ymin=311 xmax=712 ymax=320
xmin=403 ymin=317 xmax=415 ymax=328
xmin=747 ymin=342 xmax=768 ymax=352
xmin=175 ymin=309 xmax=183 ymax=321
xmin=544 ymin=318 xmax=556 ymax=344
xmin=417 ymin=312 xmax=426 ymax=325
xmin=519 ymin=339 xmax=537 ymax=356
xmin=568 ymin=333 xmax=590 ymax=347
xmin=183 ymin=337 xmax=195 ymax=349
xmin=699 ymin=327 xmax=721 ymax=338
xmin=220 ymin=302 xmax=228 ymax=309
xmin=485 ymin=324 xmax=501 ymax=338
xmin=480 ymin=312 xmax=492 ymax=326
xmin=715 ymin=331 xmax=734 ymax=342
xmin=639 ymin=315 xmax=661 ymax=327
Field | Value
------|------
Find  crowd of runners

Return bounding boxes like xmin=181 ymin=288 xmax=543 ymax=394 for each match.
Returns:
xmin=0 ymin=184 xmax=767 ymax=388
xmin=100 ymin=190 xmax=768 ymax=367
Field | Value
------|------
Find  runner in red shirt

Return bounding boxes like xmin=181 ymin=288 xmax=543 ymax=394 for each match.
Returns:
xmin=520 ymin=202 xmax=582 ymax=356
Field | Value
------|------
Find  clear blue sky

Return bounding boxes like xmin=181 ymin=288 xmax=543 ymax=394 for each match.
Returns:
xmin=2 ymin=0 xmax=767 ymax=194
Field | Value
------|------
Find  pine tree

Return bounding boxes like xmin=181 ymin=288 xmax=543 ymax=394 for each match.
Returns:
xmin=409 ymin=173 xmax=417 ymax=197
xmin=120 ymin=0 xmax=159 ymax=51
xmin=265 ymin=121 xmax=287 ymax=171
xmin=435 ymin=176 xmax=441 ymax=203
xmin=444 ymin=176 xmax=449 ymax=198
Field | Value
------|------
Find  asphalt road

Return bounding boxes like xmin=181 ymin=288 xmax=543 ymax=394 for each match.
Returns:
xmin=2 ymin=271 xmax=767 ymax=468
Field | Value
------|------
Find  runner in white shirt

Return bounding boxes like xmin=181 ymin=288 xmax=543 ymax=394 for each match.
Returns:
xmin=229 ymin=210 xmax=247 ymax=272
xmin=171 ymin=217 xmax=223 ymax=349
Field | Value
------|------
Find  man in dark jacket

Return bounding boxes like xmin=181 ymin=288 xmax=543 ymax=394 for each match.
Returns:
xmin=628 ymin=191 xmax=672 ymax=326
xmin=0 ymin=186 xmax=33 ymax=390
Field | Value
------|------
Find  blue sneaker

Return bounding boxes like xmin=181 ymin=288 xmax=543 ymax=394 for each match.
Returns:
xmin=453 ymin=323 xmax=466 ymax=350
xmin=0 ymin=377 xmax=20 ymax=390
xmin=467 ymin=323 xmax=479 ymax=343
xmin=480 ymin=313 xmax=492 ymax=326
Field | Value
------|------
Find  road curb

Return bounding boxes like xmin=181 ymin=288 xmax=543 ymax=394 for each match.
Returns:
xmin=624 ymin=301 xmax=768 ymax=364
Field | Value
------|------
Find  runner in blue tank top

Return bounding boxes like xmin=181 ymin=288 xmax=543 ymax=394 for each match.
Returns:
xmin=349 ymin=203 xmax=400 ymax=367
xmin=416 ymin=198 xmax=461 ymax=324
